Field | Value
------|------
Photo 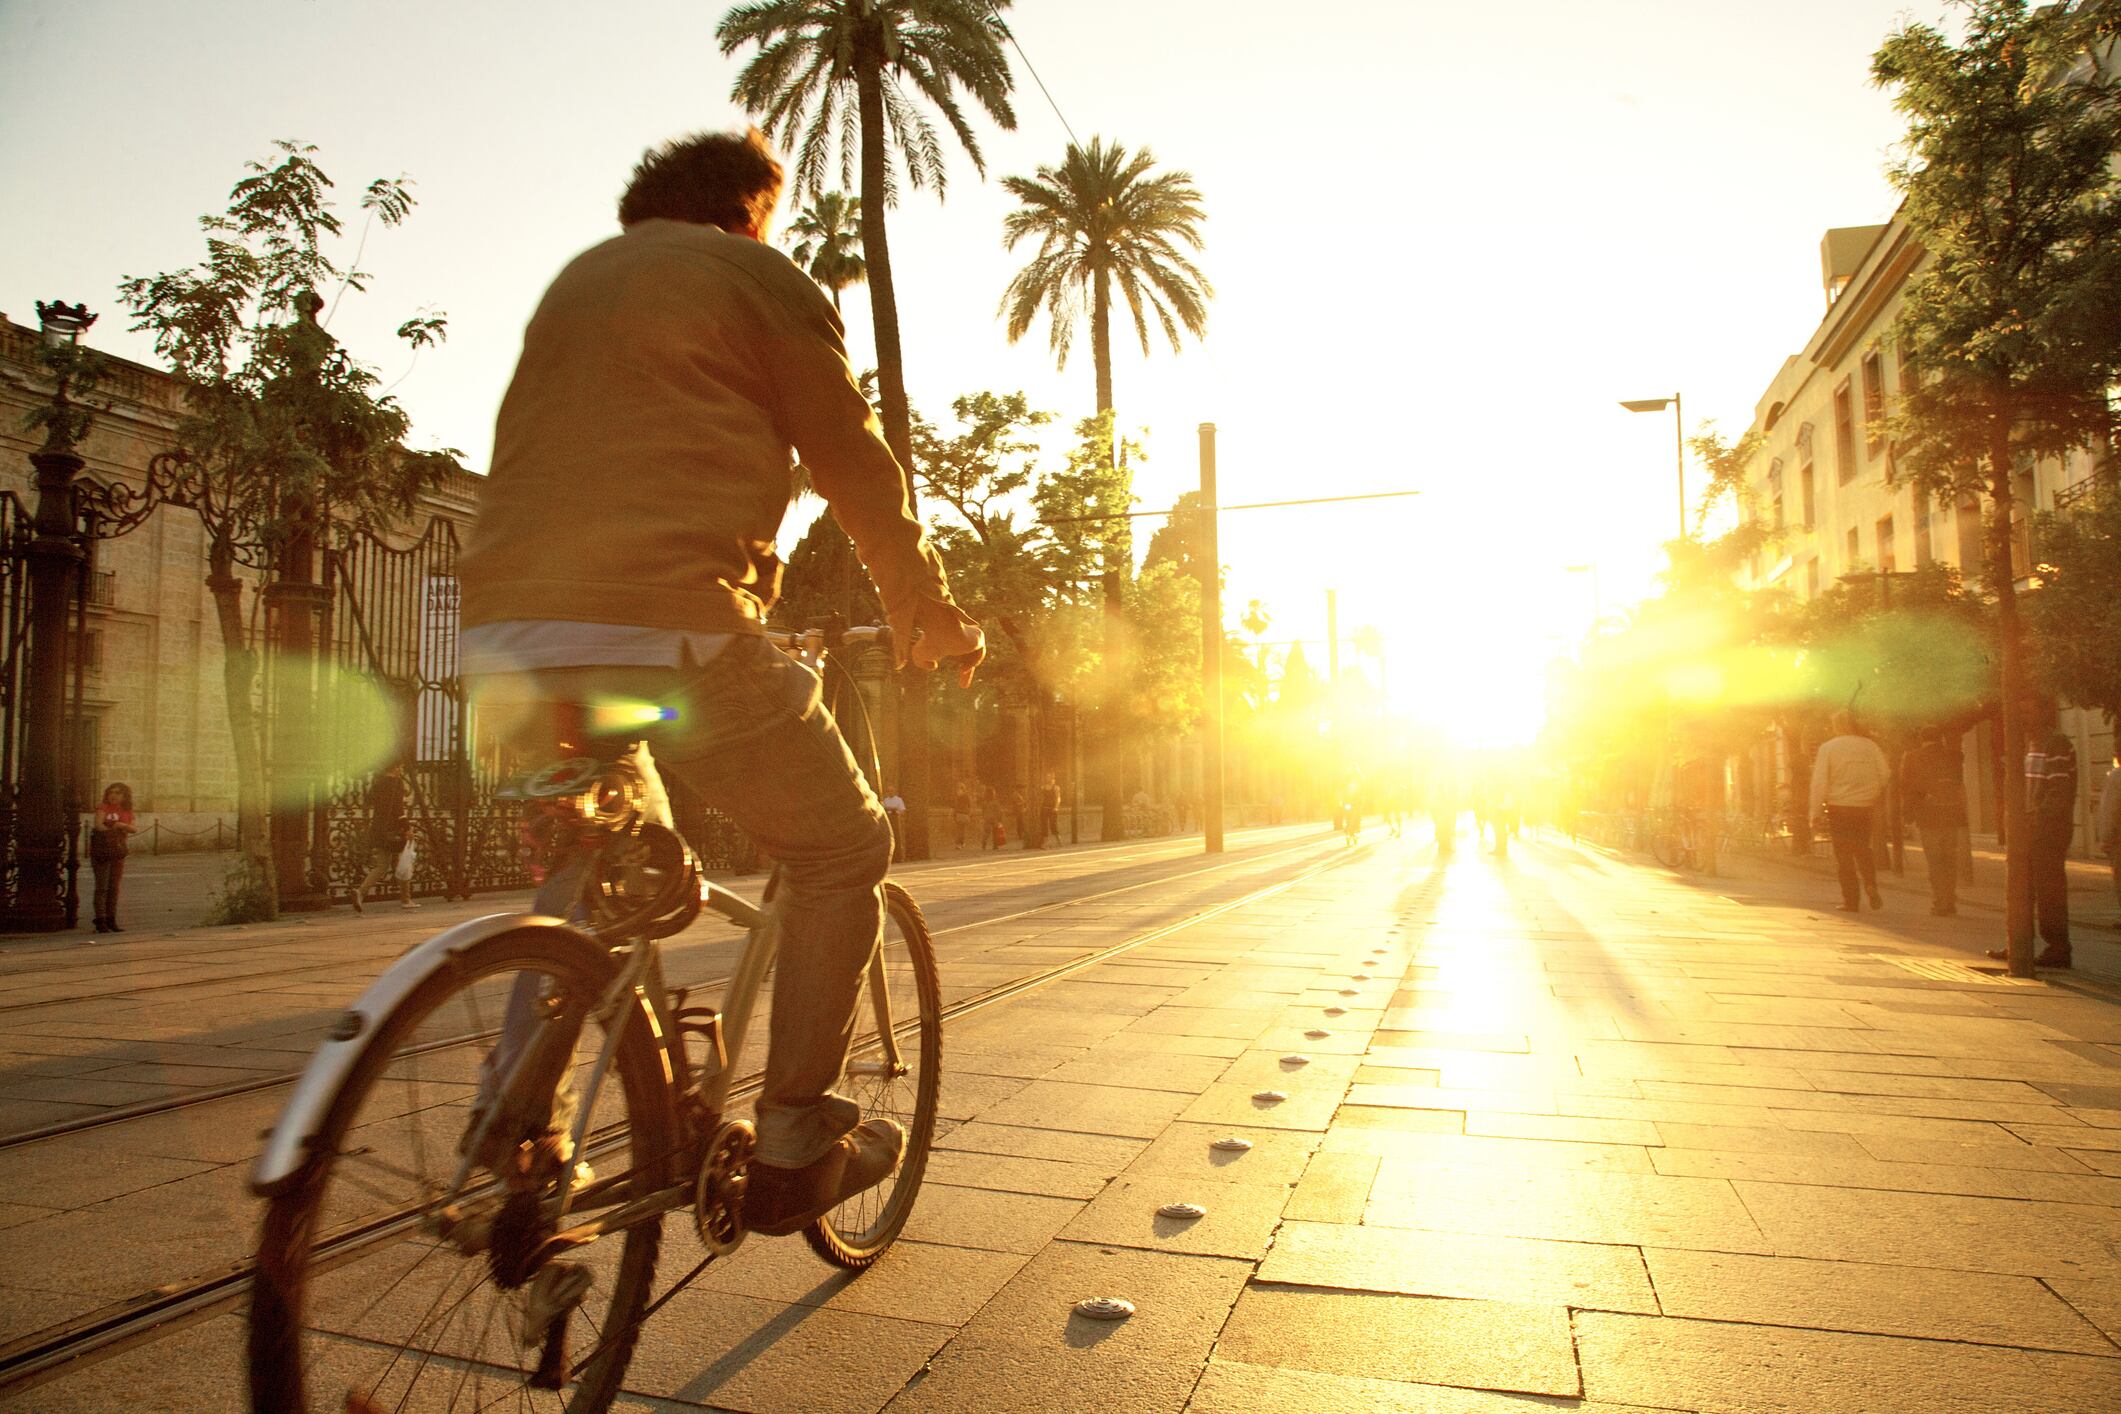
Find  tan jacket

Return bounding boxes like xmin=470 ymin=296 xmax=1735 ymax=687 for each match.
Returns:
xmin=1810 ymin=734 xmax=1890 ymax=816
xmin=460 ymin=219 xmax=948 ymax=636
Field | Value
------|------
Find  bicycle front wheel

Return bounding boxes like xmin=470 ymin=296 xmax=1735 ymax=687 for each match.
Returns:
xmin=804 ymin=881 xmax=942 ymax=1268
xmin=249 ymin=926 xmax=678 ymax=1414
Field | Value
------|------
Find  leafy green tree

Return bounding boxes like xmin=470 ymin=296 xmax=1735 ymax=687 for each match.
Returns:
xmin=2029 ymin=478 xmax=2121 ymax=727
xmin=1872 ymin=0 xmax=2121 ymax=970
xmin=999 ymin=137 xmax=1211 ymax=418
xmin=785 ymin=190 xmax=867 ymax=310
xmin=1032 ymin=411 xmax=1137 ymax=835
xmin=120 ymin=140 xmax=458 ymax=917
xmin=718 ymin=0 xmax=1016 ymax=474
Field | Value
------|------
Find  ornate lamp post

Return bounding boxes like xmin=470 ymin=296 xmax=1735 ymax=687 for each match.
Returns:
xmin=3 ymin=301 xmax=98 ymax=932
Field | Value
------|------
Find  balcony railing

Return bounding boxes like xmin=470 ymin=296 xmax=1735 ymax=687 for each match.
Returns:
xmin=2052 ymin=476 xmax=2104 ymax=513
xmin=85 ymin=570 xmax=116 ymax=608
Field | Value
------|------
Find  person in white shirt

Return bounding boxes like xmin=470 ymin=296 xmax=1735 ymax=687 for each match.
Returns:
xmin=1811 ymin=710 xmax=1891 ymax=912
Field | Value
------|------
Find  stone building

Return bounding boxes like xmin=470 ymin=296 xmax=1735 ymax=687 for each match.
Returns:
xmin=1729 ymin=224 xmax=2111 ymax=852
xmin=0 ymin=311 xmax=477 ymax=850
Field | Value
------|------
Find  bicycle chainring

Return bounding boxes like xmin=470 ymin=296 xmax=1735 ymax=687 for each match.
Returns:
xmin=693 ymin=1119 xmax=756 ymax=1256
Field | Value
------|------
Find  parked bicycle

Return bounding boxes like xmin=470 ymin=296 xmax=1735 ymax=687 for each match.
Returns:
xmin=246 ymin=632 xmax=940 ymax=1412
xmin=1648 ymin=806 xmax=1719 ymax=873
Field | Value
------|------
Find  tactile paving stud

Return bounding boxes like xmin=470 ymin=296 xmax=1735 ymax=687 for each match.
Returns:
xmin=1158 ymin=1201 xmax=1207 ymax=1220
xmin=1210 ymin=1136 xmax=1253 ymax=1152
xmin=1348 ymin=974 xmax=1366 ymax=982
xmin=1324 ymin=1006 xmax=1347 ymax=1016
xmin=1362 ymin=961 xmax=1378 ymax=968
xmin=1339 ymin=988 xmax=1360 ymax=996
xmin=1372 ymin=948 xmax=1388 ymax=954
xmin=1074 ymin=1296 xmax=1135 ymax=1321
xmin=1253 ymin=1089 xmax=1289 ymax=1103
xmin=1305 ymin=1028 xmax=1331 ymax=1039
xmin=1281 ymin=1053 xmax=1311 ymax=1066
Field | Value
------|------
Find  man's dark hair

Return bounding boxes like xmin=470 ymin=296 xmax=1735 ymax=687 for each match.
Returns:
xmin=619 ymin=129 xmax=784 ymax=232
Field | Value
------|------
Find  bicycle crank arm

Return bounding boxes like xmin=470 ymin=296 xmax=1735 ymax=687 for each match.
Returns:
xmin=526 ymin=1181 xmax=694 ymax=1266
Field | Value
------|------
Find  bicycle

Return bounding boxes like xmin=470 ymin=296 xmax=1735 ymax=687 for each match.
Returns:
xmin=246 ymin=630 xmax=941 ymax=1412
xmin=1649 ymin=806 xmax=1719 ymax=872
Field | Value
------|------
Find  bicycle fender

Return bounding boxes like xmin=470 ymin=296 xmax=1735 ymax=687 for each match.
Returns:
xmin=250 ymin=912 xmax=597 ymax=1197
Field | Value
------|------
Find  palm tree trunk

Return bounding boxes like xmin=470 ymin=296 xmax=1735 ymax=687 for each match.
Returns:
xmin=1090 ymin=261 xmax=1128 ymax=840
xmin=856 ymin=51 xmax=932 ymax=860
xmin=1987 ymin=424 xmax=2033 ymax=976
xmin=1092 ymin=262 xmax=1114 ymax=419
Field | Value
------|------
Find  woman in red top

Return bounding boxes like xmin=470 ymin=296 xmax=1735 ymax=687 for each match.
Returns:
xmin=89 ymin=782 xmax=136 ymax=933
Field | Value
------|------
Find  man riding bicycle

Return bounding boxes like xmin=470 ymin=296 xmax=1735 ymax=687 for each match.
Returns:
xmin=457 ymin=128 xmax=983 ymax=1237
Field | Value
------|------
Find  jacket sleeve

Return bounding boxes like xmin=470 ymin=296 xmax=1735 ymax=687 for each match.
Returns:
xmin=754 ymin=264 xmax=952 ymax=622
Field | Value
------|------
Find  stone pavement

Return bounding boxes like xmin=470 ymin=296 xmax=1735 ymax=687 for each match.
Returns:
xmin=9 ymin=824 xmax=2121 ymax=1411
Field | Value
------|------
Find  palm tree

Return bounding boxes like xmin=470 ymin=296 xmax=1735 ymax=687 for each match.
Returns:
xmin=717 ymin=0 xmax=1016 ymax=474
xmin=718 ymin=0 xmax=1016 ymax=865
xmin=785 ymin=191 xmax=866 ymax=310
xmin=999 ymin=137 xmax=1212 ymax=419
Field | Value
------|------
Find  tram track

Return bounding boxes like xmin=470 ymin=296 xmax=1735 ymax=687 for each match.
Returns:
xmin=0 ymin=828 xmax=1329 ymax=1155
xmin=0 ymin=825 xmax=1309 ymax=1021
xmin=0 ymin=835 xmax=1363 ymax=1398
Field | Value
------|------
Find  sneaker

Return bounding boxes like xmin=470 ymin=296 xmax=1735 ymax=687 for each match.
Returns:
xmin=402 ymin=900 xmax=420 ymax=910
xmin=351 ymin=894 xmax=365 ymax=914
xmin=1836 ymin=903 xmax=1860 ymax=912
xmin=1867 ymin=890 xmax=1884 ymax=910
xmin=744 ymin=1119 xmax=905 ymax=1237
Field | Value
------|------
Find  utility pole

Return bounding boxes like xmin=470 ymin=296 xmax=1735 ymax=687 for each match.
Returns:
xmin=1199 ymin=425 xmax=1224 ymax=854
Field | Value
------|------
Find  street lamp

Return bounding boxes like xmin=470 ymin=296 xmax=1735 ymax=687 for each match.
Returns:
xmin=1619 ymin=392 xmax=1687 ymax=540
xmin=4 ymin=303 xmax=101 ymax=932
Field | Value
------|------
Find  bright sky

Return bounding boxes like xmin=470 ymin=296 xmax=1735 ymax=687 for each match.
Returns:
xmin=1 ymin=0 xmax=1944 ymax=747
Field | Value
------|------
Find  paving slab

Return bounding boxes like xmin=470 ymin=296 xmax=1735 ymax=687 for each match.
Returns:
xmin=1216 ymin=1284 xmax=1581 ymax=1398
xmin=1576 ymin=1310 xmax=2121 ymax=1413
xmin=1643 ymin=1248 xmax=2114 ymax=1352
xmin=1260 ymin=1219 xmax=1658 ymax=1312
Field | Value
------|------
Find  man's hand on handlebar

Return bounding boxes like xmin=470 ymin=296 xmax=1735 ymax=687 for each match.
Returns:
xmin=894 ymin=597 xmax=985 ymax=688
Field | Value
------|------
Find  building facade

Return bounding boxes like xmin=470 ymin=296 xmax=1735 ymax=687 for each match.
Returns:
xmin=0 ymin=312 xmax=477 ymax=849
xmin=1730 ymin=225 xmax=2112 ymax=852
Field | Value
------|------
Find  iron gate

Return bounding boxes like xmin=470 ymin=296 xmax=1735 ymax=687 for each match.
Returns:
xmin=0 ymin=490 xmax=88 ymax=924
xmin=316 ymin=519 xmax=756 ymax=904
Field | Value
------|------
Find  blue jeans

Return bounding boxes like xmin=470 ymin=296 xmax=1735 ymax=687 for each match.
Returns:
xmin=474 ymin=634 xmax=893 ymax=1167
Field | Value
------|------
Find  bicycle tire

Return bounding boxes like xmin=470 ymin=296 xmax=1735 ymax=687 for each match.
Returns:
xmin=803 ymin=880 xmax=942 ymax=1269
xmin=1650 ymin=829 xmax=1684 ymax=870
xmin=249 ymin=926 xmax=678 ymax=1414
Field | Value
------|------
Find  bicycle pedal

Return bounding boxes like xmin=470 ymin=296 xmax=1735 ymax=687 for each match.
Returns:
xmin=522 ymin=1260 xmax=595 ymax=1347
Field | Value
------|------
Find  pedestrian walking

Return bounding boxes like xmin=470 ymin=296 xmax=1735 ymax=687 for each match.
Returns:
xmin=881 ymin=785 xmax=907 ymax=862
xmin=2022 ymin=700 xmax=2077 ymax=967
xmin=1040 ymin=773 xmax=1062 ymax=848
xmin=352 ymin=760 xmax=417 ymax=912
xmin=1900 ymin=725 xmax=1969 ymax=916
xmin=952 ymin=781 xmax=973 ymax=850
xmin=1010 ymin=788 xmax=1028 ymax=848
xmin=981 ymin=784 xmax=1002 ymax=851
xmin=2099 ymin=751 xmax=2120 ymax=904
xmin=1810 ymin=710 xmax=1889 ymax=912
xmin=87 ymin=782 xmax=136 ymax=933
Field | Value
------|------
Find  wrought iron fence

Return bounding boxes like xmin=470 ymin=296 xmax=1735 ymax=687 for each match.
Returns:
xmin=313 ymin=518 xmax=762 ymax=904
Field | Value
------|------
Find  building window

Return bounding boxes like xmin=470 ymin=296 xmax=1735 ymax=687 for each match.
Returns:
xmin=1846 ymin=526 xmax=1860 ymax=566
xmin=1861 ymin=352 xmax=1886 ymax=457
xmin=1876 ymin=514 xmax=1896 ymax=573
xmin=1834 ymin=380 xmax=1858 ymax=483
xmin=1767 ymin=459 xmax=1785 ymax=530
xmin=77 ymin=628 xmax=104 ymax=675
xmin=1914 ymin=498 xmax=1933 ymax=567
xmin=1800 ymin=461 xmax=1816 ymax=529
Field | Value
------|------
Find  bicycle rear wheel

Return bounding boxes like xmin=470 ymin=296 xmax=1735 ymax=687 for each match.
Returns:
xmin=249 ymin=927 xmax=677 ymax=1413
xmin=803 ymin=881 xmax=942 ymax=1268
xmin=1650 ymin=825 xmax=1685 ymax=870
